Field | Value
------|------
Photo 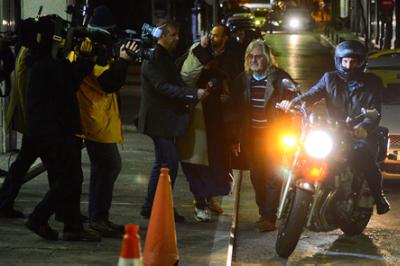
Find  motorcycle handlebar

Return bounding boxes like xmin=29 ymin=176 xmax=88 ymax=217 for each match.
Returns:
xmin=275 ymin=102 xmax=307 ymax=117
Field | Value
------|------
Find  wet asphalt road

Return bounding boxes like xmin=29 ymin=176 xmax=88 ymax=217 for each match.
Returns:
xmin=233 ymin=32 xmax=400 ymax=265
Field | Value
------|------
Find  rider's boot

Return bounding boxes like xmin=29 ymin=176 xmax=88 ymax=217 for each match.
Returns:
xmin=365 ymin=170 xmax=390 ymax=215
xmin=375 ymin=192 xmax=390 ymax=215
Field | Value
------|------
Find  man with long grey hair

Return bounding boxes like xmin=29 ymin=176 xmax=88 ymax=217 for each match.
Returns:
xmin=226 ymin=39 xmax=297 ymax=232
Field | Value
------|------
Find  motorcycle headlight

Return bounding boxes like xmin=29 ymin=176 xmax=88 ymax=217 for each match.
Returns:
xmin=304 ymin=130 xmax=333 ymax=159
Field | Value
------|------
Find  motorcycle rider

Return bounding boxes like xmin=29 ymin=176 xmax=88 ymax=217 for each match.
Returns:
xmin=278 ymin=40 xmax=390 ymax=215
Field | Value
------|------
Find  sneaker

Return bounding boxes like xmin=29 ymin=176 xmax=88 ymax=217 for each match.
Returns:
xmin=89 ymin=220 xmax=123 ymax=238
xmin=25 ymin=218 xmax=59 ymax=240
xmin=0 ymin=207 xmax=25 ymax=218
xmin=255 ymin=217 xmax=276 ymax=232
xmin=194 ymin=207 xmax=211 ymax=222
xmin=63 ymin=228 xmax=102 ymax=242
xmin=207 ymin=197 xmax=224 ymax=215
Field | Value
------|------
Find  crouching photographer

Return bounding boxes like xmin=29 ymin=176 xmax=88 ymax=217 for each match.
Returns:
xmin=69 ymin=5 xmax=139 ymax=238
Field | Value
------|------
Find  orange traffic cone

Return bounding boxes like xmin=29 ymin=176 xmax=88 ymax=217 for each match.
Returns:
xmin=143 ymin=168 xmax=179 ymax=266
xmin=118 ymin=224 xmax=143 ymax=266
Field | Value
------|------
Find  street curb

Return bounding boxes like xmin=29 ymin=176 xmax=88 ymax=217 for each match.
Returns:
xmin=320 ymin=33 xmax=336 ymax=48
xmin=226 ymin=169 xmax=243 ymax=266
xmin=320 ymin=32 xmax=380 ymax=50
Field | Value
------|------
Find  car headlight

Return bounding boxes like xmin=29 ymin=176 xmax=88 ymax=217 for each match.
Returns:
xmin=271 ymin=20 xmax=280 ymax=26
xmin=304 ymin=130 xmax=333 ymax=159
xmin=288 ymin=17 xmax=301 ymax=29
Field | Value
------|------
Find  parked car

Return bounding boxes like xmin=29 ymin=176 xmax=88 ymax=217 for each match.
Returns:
xmin=225 ymin=13 xmax=257 ymax=31
xmin=366 ymin=49 xmax=400 ymax=179
xmin=252 ymin=8 xmax=269 ymax=29
xmin=225 ymin=13 xmax=262 ymax=42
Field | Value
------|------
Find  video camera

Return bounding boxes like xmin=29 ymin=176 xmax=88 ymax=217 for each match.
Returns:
xmin=117 ymin=23 xmax=163 ymax=61
xmin=64 ymin=23 xmax=162 ymax=61
xmin=13 ymin=14 xmax=69 ymax=59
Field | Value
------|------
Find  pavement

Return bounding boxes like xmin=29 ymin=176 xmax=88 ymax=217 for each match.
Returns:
xmin=0 ymin=126 xmax=239 ymax=265
xmin=319 ymin=23 xmax=380 ymax=50
xmin=0 ymin=23 xmax=374 ymax=266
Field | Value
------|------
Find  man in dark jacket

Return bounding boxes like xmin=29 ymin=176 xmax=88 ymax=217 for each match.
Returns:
xmin=278 ymin=40 xmax=390 ymax=215
xmin=227 ymin=40 xmax=297 ymax=232
xmin=23 ymin=15 xmax=100 ymax=241
xmin=138 ymin=20 xmax=208 ymax=221
xmin=179 ymin=24 xmax=241 ymax=222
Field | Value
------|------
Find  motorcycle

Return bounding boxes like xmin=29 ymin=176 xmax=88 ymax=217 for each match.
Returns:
xmin=274 ymin=87 xmax=388 ymax=258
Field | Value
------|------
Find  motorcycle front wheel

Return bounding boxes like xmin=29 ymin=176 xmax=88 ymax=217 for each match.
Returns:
xmin=275 ymin=187 xmax=313 ymax=258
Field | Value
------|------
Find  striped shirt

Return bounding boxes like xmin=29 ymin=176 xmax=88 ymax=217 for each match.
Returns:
xmin=250 ymin=76 xmax=269 ymax=128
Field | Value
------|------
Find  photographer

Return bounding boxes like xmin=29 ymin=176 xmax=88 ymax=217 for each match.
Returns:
xmin=72 ymin=5 xmax=139 ymax=237
xmin=24 ymin=15 xmax=100 ymax=241
xmin=138 ymin=19 xmax=209 ymax=222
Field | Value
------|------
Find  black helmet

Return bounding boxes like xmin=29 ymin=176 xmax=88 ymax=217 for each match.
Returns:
xmin=334 ymin=40 xmax=367 ymax=80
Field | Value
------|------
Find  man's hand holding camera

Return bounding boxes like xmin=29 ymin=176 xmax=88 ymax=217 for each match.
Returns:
xmin=120 ymin=41 xmax=140 ymax=62
xmin=200 ymin=34 xmax=209 ymax=48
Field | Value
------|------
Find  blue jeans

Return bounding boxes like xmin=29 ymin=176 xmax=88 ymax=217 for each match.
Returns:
xmin=86 ymin=140 xmax=121 ymax=222
xmin=142 ymin=136 xmax=179 ymax=211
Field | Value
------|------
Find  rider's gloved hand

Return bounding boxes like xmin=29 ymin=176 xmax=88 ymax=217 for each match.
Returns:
xmin=353 ymin=124 xmax=368 ymax=138
xmin=277 ymin=100 xmax=292 ymax=112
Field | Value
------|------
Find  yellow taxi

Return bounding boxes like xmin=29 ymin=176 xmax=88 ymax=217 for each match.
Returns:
xmin=367 ymin=49 xmax=400 ymax=179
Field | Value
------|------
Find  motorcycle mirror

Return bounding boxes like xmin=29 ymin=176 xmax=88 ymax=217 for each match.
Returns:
xmin=281 ymin=78 xmax=300 ymax=93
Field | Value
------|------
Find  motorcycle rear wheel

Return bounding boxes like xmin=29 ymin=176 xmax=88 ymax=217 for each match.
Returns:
xmin=275 ymin=187 xmax=313 ymax=258
xmin=339 ymin=208 xmax=373 ymax=236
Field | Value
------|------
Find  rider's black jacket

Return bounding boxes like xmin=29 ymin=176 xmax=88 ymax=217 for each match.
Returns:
xmin=290 ymin=71 xmax=384 ymax=142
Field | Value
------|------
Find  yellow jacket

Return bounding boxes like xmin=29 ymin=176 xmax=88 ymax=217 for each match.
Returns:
xmin=76 ymin=64 xmax=123 ymax=143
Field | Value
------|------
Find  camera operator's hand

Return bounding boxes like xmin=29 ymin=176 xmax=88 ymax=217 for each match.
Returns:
xmin=197 ymin=88 xmax=209 ymax=101
xmin=77 ymin=37 xmax=93 ymax=58
xmin=120 ymin=41 xmax=139 ymax=62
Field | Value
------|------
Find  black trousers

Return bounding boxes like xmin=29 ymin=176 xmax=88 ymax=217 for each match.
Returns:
xmin=0 ymin=135 xmax=41 ymax=210
xmin=29 ymin=135 xmax=83 ymax=232
xmin=349 ymin=141 xmax=384 ymax=199
xmin=248 ymin=129 xmax=282 ymax=219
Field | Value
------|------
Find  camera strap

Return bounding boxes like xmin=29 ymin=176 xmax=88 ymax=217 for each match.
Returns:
xmin=51 ymin=18 xmax=65 ymax=59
